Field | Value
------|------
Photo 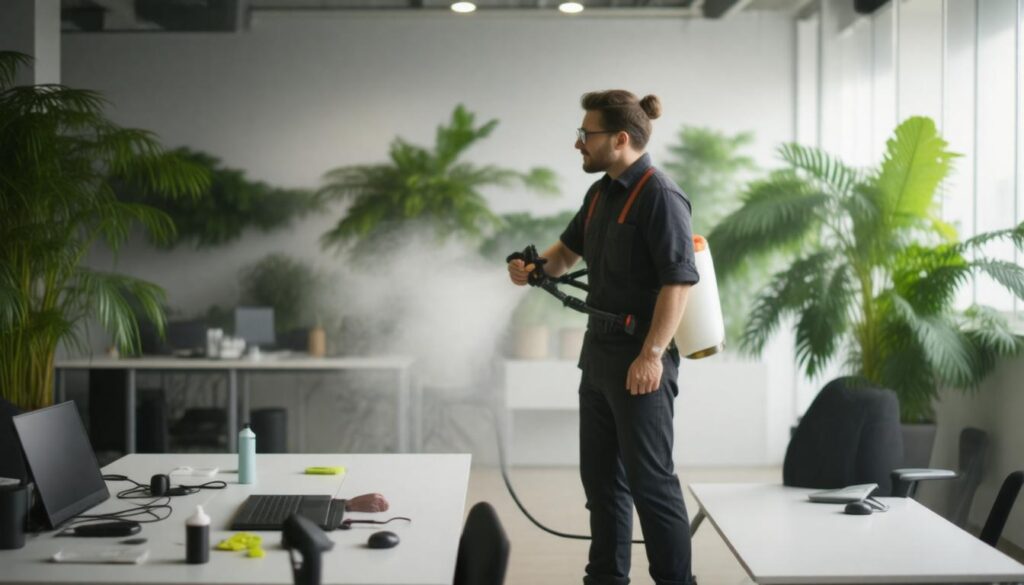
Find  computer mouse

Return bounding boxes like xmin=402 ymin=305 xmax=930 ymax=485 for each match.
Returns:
xmin=367 ymin=530 xmax=400 ymax=549
xmin=844 ymin=501 xmax=874 ymax=515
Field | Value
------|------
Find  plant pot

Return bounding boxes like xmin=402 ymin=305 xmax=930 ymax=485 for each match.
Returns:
xmin=307 ymin=327 xmax=326 ymax=358
xmin=558 ymin=327 xmax=585 ymax=360
xmin=901 ymin=422 xmax=937 ymax=468
xmin=513 ymin=326 xmax=549 ymax=360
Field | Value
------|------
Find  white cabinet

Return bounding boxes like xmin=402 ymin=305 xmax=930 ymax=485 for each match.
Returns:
xmin=502 ymin=357 xmax=778 ymax=466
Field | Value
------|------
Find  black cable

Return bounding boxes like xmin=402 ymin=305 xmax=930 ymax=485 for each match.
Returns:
xmin=488 ymin=403 xmax=646 ymax=544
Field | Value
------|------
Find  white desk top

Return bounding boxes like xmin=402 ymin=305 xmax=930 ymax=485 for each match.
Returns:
xmin=689 ymin=483 xmax=1024 ymax=584
xmin=0 ymin=454 xmax=471 ymax=585
xmin=55 ymin=356 xmax=416 ymax=370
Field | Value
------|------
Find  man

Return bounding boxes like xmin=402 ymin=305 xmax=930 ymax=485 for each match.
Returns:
xmin=507 ymin=90 xmax=699 ymax=585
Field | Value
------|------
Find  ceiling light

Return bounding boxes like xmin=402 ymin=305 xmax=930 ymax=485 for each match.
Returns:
xmin=558 ymin=2 xmax=584 ymax=14
xmin=451 ymin=2 xmax=476 ymax=13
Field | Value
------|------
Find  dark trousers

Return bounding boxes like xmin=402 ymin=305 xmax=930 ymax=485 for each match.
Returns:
xmin=578 ymin=358 xmax=693 ymax=585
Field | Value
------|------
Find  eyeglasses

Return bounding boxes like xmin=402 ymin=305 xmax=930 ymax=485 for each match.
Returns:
xmin=576 ymin=128 xmax=616 ymax=143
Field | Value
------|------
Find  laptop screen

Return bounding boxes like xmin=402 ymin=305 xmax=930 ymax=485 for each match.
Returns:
xmin=13 ymin=401 xmax=109 ymax=528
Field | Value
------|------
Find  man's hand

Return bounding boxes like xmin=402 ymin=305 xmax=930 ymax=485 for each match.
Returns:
xmin=345 ymin=493 xmax=390 ymax=513
xmin=626 ymin=353 xmax=662 ymax=395
xmin=507 ymin=258 xmax=535 ymax=286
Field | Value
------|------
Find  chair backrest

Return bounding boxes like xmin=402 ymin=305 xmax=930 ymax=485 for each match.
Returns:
xmin=979 ymin=471 xmax=1023 ymax=547
xmin=945 ymin=427 xmax=988 ymax=527
xmin=453 ymin=501 xmax=510 ymax=585
xmin=783 ymin=377 xmax=904 ymax=496
xmin=0 ymin=396 xmax=27 ymax=482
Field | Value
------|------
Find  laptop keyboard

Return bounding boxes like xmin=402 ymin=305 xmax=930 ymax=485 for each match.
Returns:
xmin=241 ymin=495 xmax=302 ymax=526
xmin=232 ymin=494 xmax=337 ymax=530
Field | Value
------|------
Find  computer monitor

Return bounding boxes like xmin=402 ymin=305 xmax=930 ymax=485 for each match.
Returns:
xmin=235 ymin=306 xmax=276 ymax=348
xmin=12 ymin=401 xmax=109 ymax=529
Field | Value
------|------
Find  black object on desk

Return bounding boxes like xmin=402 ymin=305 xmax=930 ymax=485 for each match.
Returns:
xmin=283 ymin=514 xmax=334 ymax=585
xmin=0 ymin=480 xmax=27 ymax=549
xmin=71 ymin=520 xmax=141 ymax=537
xmin=232 ymin=494 xmax=345 ymax=531
xmin=367 ymin=530 xmax=400 ymax=549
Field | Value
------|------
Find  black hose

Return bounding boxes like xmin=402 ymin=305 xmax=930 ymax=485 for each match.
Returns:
xmin=489 ymin=404 xmax=646 ymax=544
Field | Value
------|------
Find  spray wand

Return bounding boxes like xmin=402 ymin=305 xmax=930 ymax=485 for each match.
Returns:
xmin=505 ymin=244 xmax=638 ymax=336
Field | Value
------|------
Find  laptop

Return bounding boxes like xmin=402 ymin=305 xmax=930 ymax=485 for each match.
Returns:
xmin=231 ymin=494 xmax=346 ymax=531
xmin=12 ymin=401 xmax=110 ymax=529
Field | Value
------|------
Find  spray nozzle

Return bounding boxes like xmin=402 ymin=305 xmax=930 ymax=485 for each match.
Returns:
xmin=505 ymin=244 xmax=549 ymax=287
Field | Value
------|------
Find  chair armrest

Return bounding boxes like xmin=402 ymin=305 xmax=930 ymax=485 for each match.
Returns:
xmin=891 ymin=468 xmax=958 ymax=497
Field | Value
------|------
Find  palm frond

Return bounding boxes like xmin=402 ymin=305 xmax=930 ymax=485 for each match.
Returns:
xmin=971 ymin=259 xmax=1024 ymax=301
xmin=955 ymin=222 xmax=1024 ymax=254
xmin=318 ymin=105 xmax=558 ymax=252
xmin=885 ymin=293 xmax=975 ymax=388
xmin=875 ymin=116 xmax=956 ymax=227
xmin=0 ymin=262 xmax=27 ymax=333
xmin=778 ymin=142 xmax=861 ymax=197
xmin=740 ymin=252 xmax=834 ymax=354
xmin=961 ymin=305 xmax=1024 ymax=356
xmin=708 ymin=173 xmax=828 ymax=278
xmin=794 ymin=264 xmax=853 ymax=377
xmin=0 ymin=52 xmax=32 ymax=91
xmin=73 ymin=269 xmax=167 ymax=355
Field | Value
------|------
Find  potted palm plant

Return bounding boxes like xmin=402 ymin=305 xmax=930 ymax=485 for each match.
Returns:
xmin=710 ymin=116 xmax=1024 ymax=465
xmin=0 ymin=52 xmax=208 ymax=410
xmin=316 ymin=104 xmax=558 ymax=257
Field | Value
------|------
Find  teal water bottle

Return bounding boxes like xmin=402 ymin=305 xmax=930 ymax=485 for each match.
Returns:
xmin=238 ymin=424 xmax=256 ymax=484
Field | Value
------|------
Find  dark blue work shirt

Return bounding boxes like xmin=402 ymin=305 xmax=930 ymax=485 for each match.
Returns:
xmin=560 ymin=153 xmax=699 ymax=389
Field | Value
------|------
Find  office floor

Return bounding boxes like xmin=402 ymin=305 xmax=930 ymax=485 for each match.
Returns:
xmin=466 ymin=466 xmax=779 ymax=585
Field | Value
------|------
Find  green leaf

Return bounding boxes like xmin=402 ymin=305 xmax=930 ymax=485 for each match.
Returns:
xmin=741 ymin=252 xmax=834 ymax=354
xmin=778 ymin=142 xmax=861 ymax=197
xmin=709 ymin=173 xmax=828 ymax=278
xmin=885 ymin=293 xmax=974 ymax=388
xmin=875 ymin=116 xmax=957 ymax=227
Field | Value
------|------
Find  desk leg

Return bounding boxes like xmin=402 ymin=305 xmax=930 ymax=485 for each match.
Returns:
xmin=125 ymin=369 xmax=137 ymax=455
xmin=397 ymin=368 xmax=410 ymax=453
xmin=241 ymin=372 xmax=250 ymax=426
xmin=411 ymin=375 xmax=422 ymax=453
xmin=689 ymin=509 xmax=705 ymax=537
xmin=54 ymin=369 xmax=66 ymax=404
xmin=227 ymin=369 xmax=238 ymax=453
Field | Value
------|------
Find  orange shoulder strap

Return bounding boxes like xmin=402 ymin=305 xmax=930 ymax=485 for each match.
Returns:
xmin=617 ymin=167 xmax=657 ymax=224
xmin=584 ymin=189 xmax=601 ymax=231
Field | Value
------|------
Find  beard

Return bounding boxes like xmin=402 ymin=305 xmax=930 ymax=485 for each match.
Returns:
xmin=581 ymin=149 xmax=612 ymax=173
xmin=581 ymin=152 xmax=610 ymax=173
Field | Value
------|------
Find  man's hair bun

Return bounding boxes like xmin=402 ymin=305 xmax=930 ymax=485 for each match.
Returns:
xmin=640 ymin=95 xmax=662 ymax=119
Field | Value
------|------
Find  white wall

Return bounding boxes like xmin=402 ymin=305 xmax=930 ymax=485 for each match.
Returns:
xmin=59 ymin=9 xmax=798 ymax=462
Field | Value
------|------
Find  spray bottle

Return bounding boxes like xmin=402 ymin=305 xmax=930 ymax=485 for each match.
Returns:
xmin=238 ymin=423 xmax=256 ymax=484
xmin=185 ymin=505 xmax=210 ymax=564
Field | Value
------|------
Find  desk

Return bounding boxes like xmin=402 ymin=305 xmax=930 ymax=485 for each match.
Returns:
xmin=54 ymin=356 xmax=418 ymax=453
xmin=689 ymin=483 xmax=1024 ymax=584
xmin=0 ymin=453 xmax=471 ymax=585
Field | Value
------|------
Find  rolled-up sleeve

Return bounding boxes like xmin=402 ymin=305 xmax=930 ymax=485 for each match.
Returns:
xmin=641 ymin=184 xmax=700 ymax=286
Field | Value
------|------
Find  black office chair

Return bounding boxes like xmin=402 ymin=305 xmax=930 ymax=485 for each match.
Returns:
xmin=942 ymin=427 xmax=989 ymax=528
xmin=453 ymin=501 xmax=510 ymax=585
xmin=979 ymin=470 xmax=1023 ymax=547
xmin=783 ymin=377 xmax=904 ymax=495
